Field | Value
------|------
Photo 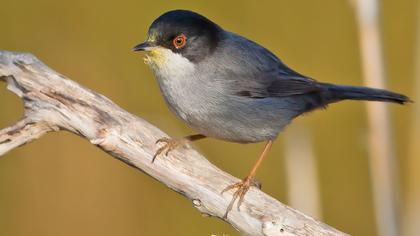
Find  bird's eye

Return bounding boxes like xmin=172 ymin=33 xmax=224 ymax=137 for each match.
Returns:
xmin=172 ymin=34 xmax=187 ymax=49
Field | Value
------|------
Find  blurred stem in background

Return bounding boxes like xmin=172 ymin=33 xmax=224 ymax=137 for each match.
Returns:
xmin=284 ymin=126 xmax=322 ymax=219
xmin=351 ymin=0 xmax=399 ymax=236
xmin=403 ymin=2 xmax=420 ymax=236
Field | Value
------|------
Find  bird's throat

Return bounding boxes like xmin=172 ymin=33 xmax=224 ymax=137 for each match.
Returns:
xmin=143 ymin=47 xmax=195 ymax=80
xmin=143 ymin=48 xmax=168 ymax=67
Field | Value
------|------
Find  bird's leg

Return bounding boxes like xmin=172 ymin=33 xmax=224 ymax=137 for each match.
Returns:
xmin=221 ymin=140 xmax=273 ymax=218
xmin=152 ymin=134 xmax=206 ymax=163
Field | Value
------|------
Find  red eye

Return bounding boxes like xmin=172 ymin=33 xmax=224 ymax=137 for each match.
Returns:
xmin=172 ymin=34 xmax=187 ymax=49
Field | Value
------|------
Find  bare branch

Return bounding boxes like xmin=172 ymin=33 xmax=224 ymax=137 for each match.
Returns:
xmin=0 ymin=118 xmax=53 ymax=155
xmin=0 ymin=51 xmax=347 ymax=236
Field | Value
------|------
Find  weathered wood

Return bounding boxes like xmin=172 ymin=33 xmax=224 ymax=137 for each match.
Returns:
xmin=0 ymin=51 xmax=347 ymax=236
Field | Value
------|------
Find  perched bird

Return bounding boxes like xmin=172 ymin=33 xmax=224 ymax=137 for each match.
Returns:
xmin=133 ymin=9 xmax=409 ymax=217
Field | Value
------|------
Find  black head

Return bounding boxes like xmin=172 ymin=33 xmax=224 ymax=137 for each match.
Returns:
xmin=133 ymin=10 xmax=223 ymax=62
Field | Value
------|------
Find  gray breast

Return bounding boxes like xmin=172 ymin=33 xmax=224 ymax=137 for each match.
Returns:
xmin=150 ymin=35 xmax=300 ymax=143
xmin=156 ymin=66 xmax=297 ymax=143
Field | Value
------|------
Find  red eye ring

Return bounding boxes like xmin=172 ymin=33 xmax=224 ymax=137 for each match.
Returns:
xmin=173 ymin=34 xmax=187 ymax=49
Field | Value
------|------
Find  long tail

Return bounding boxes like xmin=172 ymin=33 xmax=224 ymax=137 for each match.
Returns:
xmin=322 ymin=83 xmax=411 ymax=104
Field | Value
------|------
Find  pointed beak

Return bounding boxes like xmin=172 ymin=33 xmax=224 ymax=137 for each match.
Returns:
xmin=132 ymin=41 xmax=156 ymax=52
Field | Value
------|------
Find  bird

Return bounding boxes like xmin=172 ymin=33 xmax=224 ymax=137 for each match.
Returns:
xmin=133 ymin=9 xmax=410 ymax=217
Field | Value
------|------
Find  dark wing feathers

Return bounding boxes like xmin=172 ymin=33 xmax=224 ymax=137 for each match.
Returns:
xmin=232 ymin=73 xmax=323 ymax=99
xmin=223 ymin=33 xmax=323 ymax=99
xmin=265 ymin=76 xmax=322 ymax=96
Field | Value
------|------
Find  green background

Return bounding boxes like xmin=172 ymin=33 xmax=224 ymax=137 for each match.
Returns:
xmin=0 ymin=0 xmax=417 ymax=235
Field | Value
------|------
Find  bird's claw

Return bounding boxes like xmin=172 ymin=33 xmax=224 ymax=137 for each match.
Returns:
xmin=221 ymin=176 xmax=260 ymax=218
xmin=152 ymin=137 xmax=187 ymax=163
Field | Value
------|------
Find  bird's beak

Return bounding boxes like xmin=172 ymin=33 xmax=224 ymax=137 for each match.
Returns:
xmin=132 ymin=41 xmax=156 ymax=52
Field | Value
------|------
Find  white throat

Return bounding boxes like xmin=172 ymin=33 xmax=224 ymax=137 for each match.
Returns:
xmin=144 ymin=47 xmax=195 ymax=81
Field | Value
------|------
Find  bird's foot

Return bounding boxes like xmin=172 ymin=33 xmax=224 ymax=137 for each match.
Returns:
xmin=221 ymin=176 xmax=261 ymax=218
xmin=152 ymin=137 xmax=188 ymax=163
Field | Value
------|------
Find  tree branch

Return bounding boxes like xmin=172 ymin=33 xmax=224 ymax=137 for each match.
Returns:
xmin=0 ymin=118 xmax=53 ymax=155
xmin=0 ymin=51 xmax=347 ymax=236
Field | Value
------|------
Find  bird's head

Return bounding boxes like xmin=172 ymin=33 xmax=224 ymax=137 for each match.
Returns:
xmin=133 ymin=10 xmax=222 ymax=68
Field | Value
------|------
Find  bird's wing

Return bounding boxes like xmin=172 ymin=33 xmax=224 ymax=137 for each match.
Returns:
xmin=218 ymin=32 xmax=323 ymax=99
xmin=230 ymin=73 xmax=323 ymax=99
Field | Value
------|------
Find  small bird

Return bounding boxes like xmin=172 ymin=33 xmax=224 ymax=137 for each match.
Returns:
xmin=133 ymin=9 xmax=409 ymax=217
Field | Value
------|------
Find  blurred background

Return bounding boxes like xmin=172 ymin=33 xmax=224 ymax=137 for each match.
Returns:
xmin=0 ymin=0 xmax=418 ymax=235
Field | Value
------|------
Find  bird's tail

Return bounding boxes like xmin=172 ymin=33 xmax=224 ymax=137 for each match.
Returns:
xmin=321 ymin=83 xmax=411 ymax=104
